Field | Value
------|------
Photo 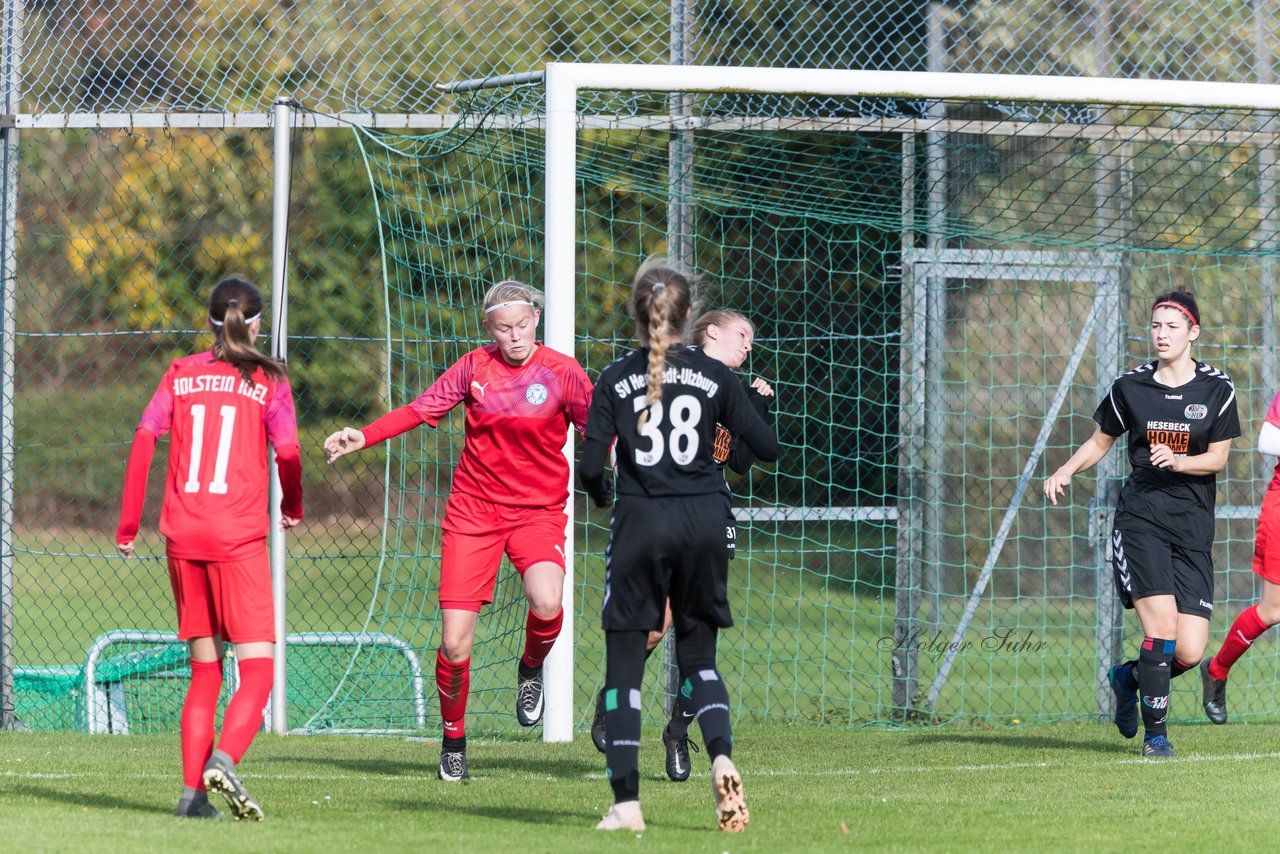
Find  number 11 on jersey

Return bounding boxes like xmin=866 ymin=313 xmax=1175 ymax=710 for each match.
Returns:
xmin=184 ymin=403 xmax=237 ymax=495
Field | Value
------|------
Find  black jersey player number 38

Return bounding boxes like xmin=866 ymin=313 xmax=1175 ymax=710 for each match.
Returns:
xmin=633 ymin=394 xmax=703 ymax=466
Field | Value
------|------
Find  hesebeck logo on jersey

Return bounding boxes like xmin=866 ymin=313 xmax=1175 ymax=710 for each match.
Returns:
xmin=1184 ymin=403 xmax=1207 ymax=420
xmin=526 ymin=383 xmax=548 ymax=405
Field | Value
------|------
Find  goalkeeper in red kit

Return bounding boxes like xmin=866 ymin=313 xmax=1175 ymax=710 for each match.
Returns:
xmin=324 ymin=280 xmax=592 ymax=782
xmin=116 ymin=277 xmax=303 ymax=820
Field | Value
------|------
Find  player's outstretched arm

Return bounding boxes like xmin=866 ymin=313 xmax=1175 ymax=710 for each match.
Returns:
xmin=727 ymin=379 xmax=777 ymax=474
xmin=274 ymin=442 xmax=304 ymax=526
xmin=325 ymin=405 xmax=431 ymax=464
xmin=116 ymin=427 xmax=159 ymax=557
xmin=323 ymin=427 xmax=367 ymax=463
xmin=1043 ymin=427 xmax=1116 ymax=506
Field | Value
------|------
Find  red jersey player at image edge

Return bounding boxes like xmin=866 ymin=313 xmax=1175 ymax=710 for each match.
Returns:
xmin=115 ymin=277 xmax=303 ymax=821
xmin=1196 ymin=386 xmax=1280 ymax=725
xmin=323 ymin=279 xmax=592 ymax=783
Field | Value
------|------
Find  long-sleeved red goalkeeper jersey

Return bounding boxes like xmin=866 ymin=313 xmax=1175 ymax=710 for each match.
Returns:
xmin=117 ymin=351 xmax=303 ymax=561
xmin=360 ymin=343 xmax=592 ymax=508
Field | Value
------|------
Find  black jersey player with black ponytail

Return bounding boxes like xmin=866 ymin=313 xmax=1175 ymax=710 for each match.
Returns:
xmin=1044 ymin=286 xmax=1239 ymax=758
xmin=580 ymin=260 xmax=779 ymax=832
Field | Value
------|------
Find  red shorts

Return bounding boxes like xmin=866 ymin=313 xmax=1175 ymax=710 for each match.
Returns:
xmin=1254 ymin=486 xmax=1280 ymax=584
xmin=439 ymin=492 xmax=568 ymax=612
xmin=168 ymin=552 xmax=275 ymax=644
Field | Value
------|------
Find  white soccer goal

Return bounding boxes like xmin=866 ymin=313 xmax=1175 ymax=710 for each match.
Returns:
xmin=535 ymin=63 xmax=1280 ymax=740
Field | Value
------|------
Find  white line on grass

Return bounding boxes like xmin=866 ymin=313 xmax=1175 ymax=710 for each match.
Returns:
xmin=8 ymin=749 xmax=1280 ymax=785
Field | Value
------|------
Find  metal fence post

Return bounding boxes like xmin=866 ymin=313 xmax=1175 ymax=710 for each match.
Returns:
xmin=661 ymin=0 xmax=696 ymax=718
xmin=1255 ymin=0 xmax=1277 ymax=414
xmin=893 ymin=134 xmax=923 ymax=717
xmin=922 ymin=2 xmax=948 ymax=661
xmin=0 ymin=0 xmax=23 ymax=732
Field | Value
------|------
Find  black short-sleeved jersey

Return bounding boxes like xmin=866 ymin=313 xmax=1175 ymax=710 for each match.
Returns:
xmin=585 ymin=346 xmax=768 ymax=498
xmin=712 ymin=385 xmax=774 ymax=478
xmin=1093 ymin=360 xmax=1241 ymax=550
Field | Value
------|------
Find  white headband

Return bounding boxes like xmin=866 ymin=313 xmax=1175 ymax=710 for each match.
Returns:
xmin=484 ymin=300 xmax=536 ymax=314
xmin=209 ymin=313 xmax=261 ymax=327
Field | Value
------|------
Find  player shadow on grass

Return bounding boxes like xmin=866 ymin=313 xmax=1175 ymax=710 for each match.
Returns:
xmin=393 ymin=799 xmax=587 ymax=826
xmin=286 ymin=754 xmax=601 ymax=779
xmin=477 ymin=755 xmax=605 ymax=777
xmin=905 ymin=732 xmax=1132 ymax=754
xmin=286 ymin=756 xmax=438 ymax=777
xmin=8 ymin=784 xmax=156 ymax=814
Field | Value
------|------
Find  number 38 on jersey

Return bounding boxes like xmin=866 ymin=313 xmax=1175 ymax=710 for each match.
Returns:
xmin=634 ymin=394 xmax=703 ymax=466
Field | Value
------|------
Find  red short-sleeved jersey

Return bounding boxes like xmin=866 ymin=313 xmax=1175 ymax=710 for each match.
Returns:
xmin=124 ymin=351 xmax=301 ymax=561
xmin=364 ymin=343 xmax=592 ymax=508
xmin=1265 ymin=390 xmax=1280 ymax=492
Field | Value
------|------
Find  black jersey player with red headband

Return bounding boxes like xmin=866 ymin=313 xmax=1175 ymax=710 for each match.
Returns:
xmin=1044 ymin=286 xmax=1239 ymax=758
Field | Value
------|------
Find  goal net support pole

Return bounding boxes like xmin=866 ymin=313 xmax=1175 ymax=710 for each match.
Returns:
xmin=925 ymin=291 xmax=1102 ymax=709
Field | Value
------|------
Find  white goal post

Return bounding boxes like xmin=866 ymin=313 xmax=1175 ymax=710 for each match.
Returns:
xmin=539 ymin=63 xmax=1280 ymax=741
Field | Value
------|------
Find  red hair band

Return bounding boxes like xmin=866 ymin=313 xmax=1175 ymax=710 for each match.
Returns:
xmin=1152 ymin=301 xmax=1198 ymax=327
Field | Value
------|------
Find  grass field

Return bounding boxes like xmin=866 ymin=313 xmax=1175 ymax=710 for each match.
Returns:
xmin=3 ymin=720 xmax=1279 ymax=852
xmin=17 ymin=521 xmax=1280 ymax=734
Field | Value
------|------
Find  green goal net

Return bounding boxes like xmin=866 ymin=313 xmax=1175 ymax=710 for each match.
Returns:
xmin=308 ymin=78 xmax=1280 ymax=733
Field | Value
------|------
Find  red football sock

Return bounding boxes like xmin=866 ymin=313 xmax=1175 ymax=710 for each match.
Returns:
xmin=180 ymin=660 xmax=223 ymax=789
xmin=436 ymin=649 xmax=470 ymax=739
xmin=216 ymin=657 xmax=273 ymax=764
xmin=521 ymin=608 xmax=564 ymax=670
xmin=1211 ymin=605 xmax=1271 ymax=680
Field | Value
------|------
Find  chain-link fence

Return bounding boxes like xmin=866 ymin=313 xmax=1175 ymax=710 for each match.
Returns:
xmin=10 ymin=1 xmax=1280 ymax=116
xmin=5 ymin=2 xmax=1280 ymax=734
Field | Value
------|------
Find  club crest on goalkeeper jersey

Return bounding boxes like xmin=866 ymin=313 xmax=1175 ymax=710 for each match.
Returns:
xmin=404 ymin=343 xmax=592 ymax=508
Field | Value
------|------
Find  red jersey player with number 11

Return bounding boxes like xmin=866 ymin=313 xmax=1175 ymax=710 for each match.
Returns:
xmin=324 ymin=280 xmax=592 ymax=782
xmin=116 ymin=277 xmax=303 ymax=820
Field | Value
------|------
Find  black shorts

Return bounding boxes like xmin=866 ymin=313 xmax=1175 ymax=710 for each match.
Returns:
xmin=602 ymin=493 xmax=734 ymax=633
xmin=1110 ymin=527 xmax=1214 ymax=619
xmin=725 ymin=508 xmax=738 ymax=560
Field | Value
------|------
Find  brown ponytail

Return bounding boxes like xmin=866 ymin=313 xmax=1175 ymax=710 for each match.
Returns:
xmin=208 ymin=277 xmax=286 ymax=385
xmin=629 ymin=259 xmax=694 ymax=428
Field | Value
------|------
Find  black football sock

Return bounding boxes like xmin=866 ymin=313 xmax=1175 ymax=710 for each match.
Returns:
xmin=674 ymin=621 xmax=733 ymax=759
xmin=687 ymin=668 xmax=733 ymax=759
xmin=1136 ymin=637 xmax=1175 ymax=738
xmin=604 ymin=630 xmax=647 ymax=803
xmin=666 ymin=678 xmax=695 ymax=738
